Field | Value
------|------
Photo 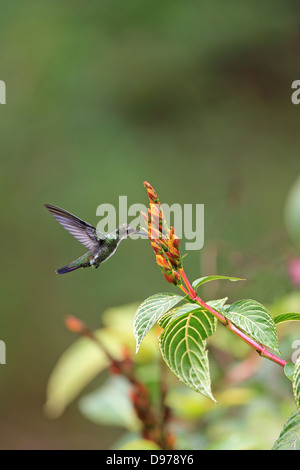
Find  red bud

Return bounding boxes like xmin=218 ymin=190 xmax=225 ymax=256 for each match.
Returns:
xmin=144 ymin=181 xmax=160 ymax=204
xmin=65 ymin=315 xmax=86 ymax=334
xmin=156 ymin=254 xmax=172 ymax=273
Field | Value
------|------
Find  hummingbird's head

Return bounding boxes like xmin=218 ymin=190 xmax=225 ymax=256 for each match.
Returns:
xmin=117 ymin=224 xmax=147 ymax=240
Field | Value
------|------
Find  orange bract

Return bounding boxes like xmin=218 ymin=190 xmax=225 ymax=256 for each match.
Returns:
xmin=143 ymin=181 xmax=183 ymax=285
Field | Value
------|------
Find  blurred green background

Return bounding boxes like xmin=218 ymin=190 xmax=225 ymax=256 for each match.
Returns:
xmin=1 ymin=0 xmax=300 ymax=449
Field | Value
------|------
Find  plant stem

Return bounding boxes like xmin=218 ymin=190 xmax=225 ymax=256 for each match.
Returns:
xmin=178 ymin=283 xmax=189 ymax=296
xmin=66 ymin=316 xmax=174 ymax=449
xmin=179 ymin=268 xmax=287 ymax=368
xmin=178 ymin=268 xmax=197 ymax=300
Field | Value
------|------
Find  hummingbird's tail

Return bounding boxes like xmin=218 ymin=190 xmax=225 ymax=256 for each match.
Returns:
xmin=56 ymin=264 xmax=81 ymax=274
xmin=56 ymin=252 xmax=92 ymax=274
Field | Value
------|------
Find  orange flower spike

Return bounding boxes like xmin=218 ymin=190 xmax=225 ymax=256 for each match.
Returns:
xmin=166 ymin=253 xmax=179 ymax=269
xmin=172 ymin=236 xmax=180 ymax=250
xmin=144 ymin=181 xmax=160 ymax=204
xmin=141 ymin=211 xmax=152 ymax=241
xmin=168 ymin=227 xmax=174 ymax=238
xmin=148 ymin=207 xmax=164 ymax=235
xmin=156 ymin=254 xmax=173 ymax=274
xmin=163 ymin=273 xmax=176 ymax=285
xmin=167 ymin=239 xmax=173 ymax=250
xmin=151 ymin=240 xmax=163 ymax=254
xmin=144 ymin=182 xmax=169 ymax=234
xmin=168 ymin=243 xmax=180 ymax=260
xmin=166 ymin=237 xmax=182 ymax=269
xmin=141 ymin=210 xmax=150 ymax=225
xmin=149 ymin=203 xmax=161 ymax=219
xmin=149 ymin=225 xmax=161 ymax=240
xmin=174 ymin=271 xmax=181 ymax=284
xmin=148 ymin=208 xmax=159 ymax=230
xmin=168 ymin=227 xmax=180 ymax=245
xmin=163 ymin=270 xmax=181 ymax=286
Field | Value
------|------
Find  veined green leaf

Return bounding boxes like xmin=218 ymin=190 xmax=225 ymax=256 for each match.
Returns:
xmin=273 ymin=312 xmax=300 ymax=325
xmin=293 ymin=356 xmax=300 ymax=411
xmin=206 ymin=297 xmax=229 ymax=312
xmin=159 ymin=303 xmax=218 ymax=335
xmin=272 ymin=409 xmax=300 ymax=450
xmin=159 ymin=303 xmax=201 ymax=329
xmin=158 ymin=298 xmax=228 ymax=330
xmin=224 ymin=299 xmax=280 ymax=354
xmin=159 ymin=299 xmax=226 ymax=329
xmin=192 ymin=275 xmax=244 ymax=291
xmin=159 ymin=309 xmax=216 ymax=401
xmin=134 ymin=293 xmax=183 ymax=352
xmin=284 ymin=362 xmax=296 ymax=381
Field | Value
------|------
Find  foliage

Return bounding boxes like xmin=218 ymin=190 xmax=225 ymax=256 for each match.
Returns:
xmin=45 ymin=298 xmax=299 ymax=450
xmin=45 ymin=181 xmax=300 ymax=450
xmin=272 ymin=410 xmax=300 ymax=450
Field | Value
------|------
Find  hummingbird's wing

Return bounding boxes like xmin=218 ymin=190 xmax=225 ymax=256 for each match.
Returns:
xmin=44 ymin=204 xmax=105 ymax=254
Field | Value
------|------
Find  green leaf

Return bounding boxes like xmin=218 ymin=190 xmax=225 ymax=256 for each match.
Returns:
xmin=158 ymin=303 xmax=202 ymax=329
xmin=159 ymin=303 xmax=218 ymax=334
xmin=133 ymin=293 xmax=183 ymax=352
xmin=99 ymin=302 xmax=160 ymax=363
xmin=207 ymin=297 xmax=229 ymax=312
xmin=293 ymin=356 xmax=300 ymax=411
xmin=44 ymin=329 xmax=122 ymax=418
xmin=159 ymin=308 xmax=216 ymax=401
xmin=192 ymin=275 xmax=244 ymax=291
xmin=284 ymin=362 xmax=295 ymax=381
xmin=273 ymin=312 xmax=300 ymax=324
xmin=78 ymin=376 xmax=140 ymax=431
xmin=158 ymin=298 xmax=228 ymax=330
xmin=272 ymin=409 xmax=300 ymax=450
xmin=223 ymin=299 xmax=281 ymax=354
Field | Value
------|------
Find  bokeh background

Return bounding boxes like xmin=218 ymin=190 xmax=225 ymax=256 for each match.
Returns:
xmin=1 ymin=0 xmax=300 ymax=449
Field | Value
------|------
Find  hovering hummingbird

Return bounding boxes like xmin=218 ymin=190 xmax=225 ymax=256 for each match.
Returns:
xmin=44 ymin=204 xmax=146 ymax=274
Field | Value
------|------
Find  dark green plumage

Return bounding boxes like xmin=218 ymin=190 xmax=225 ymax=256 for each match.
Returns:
xmin=44 ymin=204 xmax=145 ymax=274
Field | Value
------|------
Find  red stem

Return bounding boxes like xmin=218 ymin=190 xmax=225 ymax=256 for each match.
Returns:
xmin=178 ymin=268 xmax=287 ymax=368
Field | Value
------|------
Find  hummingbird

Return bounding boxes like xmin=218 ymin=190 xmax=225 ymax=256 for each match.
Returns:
xmin=44 ymin=204 xmax=146 ymax=274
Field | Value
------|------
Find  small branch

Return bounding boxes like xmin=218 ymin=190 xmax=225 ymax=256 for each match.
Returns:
xmin=65 ymin=315 xmax=175 ymax=449
xmin=178 ymin=268 xmax=197 ymax=300
xmin=143 ymin=182 xmax=287 ymax=372
xmin=159 ymin=358 xmax=174 ymax=449
xmin=226 ymin=320 xmax=287 ymax=367
xmin=178 ymin=283 xmax=189 ymax=296
xmin=178 ymin=270 xmax=287 ymax=369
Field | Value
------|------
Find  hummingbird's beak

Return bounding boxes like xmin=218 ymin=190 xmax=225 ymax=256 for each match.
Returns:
xmin=136 ymin=230 xmax=148 ymax=236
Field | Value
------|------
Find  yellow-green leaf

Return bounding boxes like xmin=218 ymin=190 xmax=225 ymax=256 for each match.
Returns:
xmin=224 ymin=299 xmax=280 ymax=354
xmin=44 ymin=329 xmax=122 ymax=418
xmin=293 ymin=356 xmax=300 ymax=411
xmin=159 ymin=309 xmax=216 ymax=401
xmin=134 ymin=293 xmax=183 ymax=352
